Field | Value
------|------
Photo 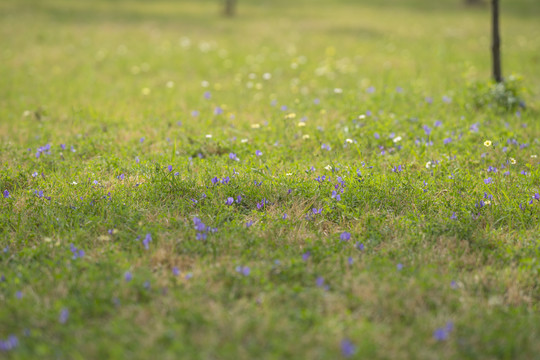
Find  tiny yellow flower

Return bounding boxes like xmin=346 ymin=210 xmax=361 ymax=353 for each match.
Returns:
xmin=297 ymin=122 xmax=306 ymax=127
xmin=302 ymin=134 xmax=310 ymax=140
xmin=141 ymin=87 xmax=150 ymax=95
xmin=251 ymin=123 xmax=260 ymax=129
xmin=484 ymin=140 xmax=492 ymax=147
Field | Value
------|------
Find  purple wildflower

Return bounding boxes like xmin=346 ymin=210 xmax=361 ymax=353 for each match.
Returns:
xmin=236 ymin=266 xmax=250 ymax=276
xmin=255 ymin=150 xmax=262 ymax=156
xmin=0 ymin=335 xmax=19 ymax=352
xmin=331 ymin=190 xmax=341 ymax=201
xmin=484 ymin=177 xmax=492 ymax=184
xmin=172 ymin=267 xmax=180 ymax=276
xmin=124 ymin=271 xmax=132 ymax=282
xmin=433 ymin=321 xmax=454 ymax=341
xmin=302 ymin=251 xmax=311 ymax=261
xmin=142 ymin=233 xmax=152 ymax=250
xmin=3 ymin=190 xmax=9 ymax=198
xmin=59 ymin=308 xmax=69 ymax=324
xmin=340 ymin=232 xmax=351 ymax=241
xmin=341 ymin=339 xmax=356 ymax=357
xmin=226 ymin=197 xmax=234 ymax=206
xmin=396 ymin=263 xmax=403 ymax=271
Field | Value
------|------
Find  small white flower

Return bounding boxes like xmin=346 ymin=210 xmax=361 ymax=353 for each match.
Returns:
xmin=286 ymin=173 xmax=292 ymax=176
xmin=297 ymin=122 xmax=306 ymax=127
xmin=241 ymin=138 xmax=249 ymax=143
xmin=334 ymin=88 xmax=343 ymax=94
xmin=324 ymin=165 xmax=332 ymax=171
xmin=345 ymin=138 xmax=354 ymax=143
xmin=426 ymin=161 xmax=432 ymax=169
xmin=166 ymin=81 xmax=174 ymax=88
xmin=251 ymin=123 xmax=260 ymax=129
xmin=302 ymin=134 xmax=310 ymax=140
xmin=358 ymin=114 xmax=366 ymax=119
xmin=71 ymin=182 xmax=78 ymax=185
xmin=393 ymin=136 xmax=402 ymax=143
xmin=205 ymin=134 xmax=212 ymax=138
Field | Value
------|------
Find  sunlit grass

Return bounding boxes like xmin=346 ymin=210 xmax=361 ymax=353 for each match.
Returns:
xmin=0 ymin=0 xmax=539 ymax=358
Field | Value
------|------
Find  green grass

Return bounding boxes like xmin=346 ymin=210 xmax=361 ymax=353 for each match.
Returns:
xmin=1 ymin=0 xmax=539 ymax=358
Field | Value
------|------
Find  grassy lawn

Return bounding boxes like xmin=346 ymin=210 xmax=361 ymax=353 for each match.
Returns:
xmin=1 ymin=0 xmax=539 ymax=358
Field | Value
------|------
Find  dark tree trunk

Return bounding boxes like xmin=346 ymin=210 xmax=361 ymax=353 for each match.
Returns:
xmin=224 ymin=0 xmax=236 ymax=17
xmin=491 ymin=0 xmax=502 ymax=82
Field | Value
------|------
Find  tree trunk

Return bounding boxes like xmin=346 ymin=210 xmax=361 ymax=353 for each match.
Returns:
xmin=491 ymin=0 xmax=502 ymax=82
xmin=224 ymin=0 xmax=236 ymax=17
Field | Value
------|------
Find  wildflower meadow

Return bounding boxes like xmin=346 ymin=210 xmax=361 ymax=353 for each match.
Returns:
xmin=1 ymin=0 xmax=539 ymax=358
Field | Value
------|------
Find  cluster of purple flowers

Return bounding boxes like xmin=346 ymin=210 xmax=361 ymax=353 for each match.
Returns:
xmin=256 ymin=198 xmax=269 ymax=210
xmin=35 ymin=143 xmax=52 ymax=158
xmin=142 ymin=233 xmax=152 ymax=250
xmin=193 ymin=217 xmax=216 ymax=240
xmin=331 ymin=190 xmax=342 ymax=201
xmin=433 ymin=321 xmax=454 ymax=341
xmin=235 ymin=265 xmax=250 ymax=276
xmin=315 ymin=175 xmax=330 ymax=183
xmin=70 ymin=244 xmax=85 ymax=260
xmin=321 ymin=143 xmax=331 ymax=151
xmin=211 ymin=176 xmax=230 ymax=185
xmin=0 ymin=335 xmax=18 ymax=352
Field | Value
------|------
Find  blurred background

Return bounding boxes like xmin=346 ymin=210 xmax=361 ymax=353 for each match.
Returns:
xmin=0 ymin=0 xmax=538 ymax=138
